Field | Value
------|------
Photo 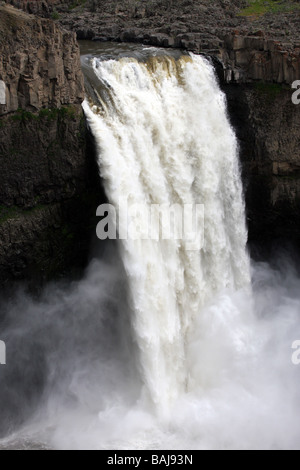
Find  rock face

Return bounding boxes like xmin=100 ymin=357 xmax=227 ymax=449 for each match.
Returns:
xmin=0 ymin=4 xmax=101 ymax=284
xmin=224 ymin=82 xmax=300 ymax=247
xmin=0 ymin=4 xmax=84 ymax=114
xmin=56 ymin=0 xmax=300 ymax=83
xmin=58 ymin=0 xmax=247 ymax=53
xmin=221 ymin=34 xmax=300 ymax=85
xmin=4 ymin=0 xmax=63 ymax=16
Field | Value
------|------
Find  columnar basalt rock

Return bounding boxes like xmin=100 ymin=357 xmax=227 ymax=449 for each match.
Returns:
xmin=221 ymin=33 xmax=300 ymax=84
xmin=0 ymin=4 xmax=84 ymax=115
xmin=0 ymin=4 xmax=100 ymax=283
xmin=224 ymin=82 xmax=300 ymax=246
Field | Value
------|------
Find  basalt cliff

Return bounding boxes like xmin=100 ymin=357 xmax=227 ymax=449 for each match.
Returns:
xmin=0 ymin=2 xmax=101 ymax=285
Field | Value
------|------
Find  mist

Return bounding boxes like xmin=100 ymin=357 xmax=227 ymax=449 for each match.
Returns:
xmin=0 ymin=246 xmax=299 ymax=450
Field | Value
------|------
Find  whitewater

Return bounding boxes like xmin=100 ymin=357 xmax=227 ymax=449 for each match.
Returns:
xmin=82 ymin=52 xmax=250 ymax=411
xmin=0 ymin=46 xmax=299 ymax=450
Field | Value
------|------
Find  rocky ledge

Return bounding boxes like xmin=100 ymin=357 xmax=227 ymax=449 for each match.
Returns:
xmin=54 ymin=0 xmax=300 ymax=85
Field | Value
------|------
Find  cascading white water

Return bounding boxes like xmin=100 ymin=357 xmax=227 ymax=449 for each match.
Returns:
xmin=1 ymin=47 xmax=300 ymax=451
xmin=82 ymin=53 xmax=250 ymax=411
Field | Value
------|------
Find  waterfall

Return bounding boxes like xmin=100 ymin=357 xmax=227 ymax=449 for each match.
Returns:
xmin=82 ymin=52 xmax=250 ymax=411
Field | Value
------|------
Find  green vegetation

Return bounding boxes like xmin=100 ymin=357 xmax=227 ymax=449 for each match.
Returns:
xmin=58 ymin=106 xmax=77 ymax=120
xmin=239 ymin=0 xmax=300 ymax=17
xmin=7 ymin=106 xmax=77 ymax=128
xmin=254 ymin=82 xmax=284 ymax=98
xmin=9 ymin=106 xmax=78 ymax=124
xmin=0 ymin=205 xmax=18 ymax=224
xmin=10 ymin=108 xmax=38 ymax=123
xmin=0 ymin=106 xmax=81 ymax=160
xmin=51 ymin=10 xmax=60 ymax=20
xmin=38 ymin=108 xmax=59 ymax=120
xmin=0 ymin=203 xmax=49 ymax=224
xmin=39 ymin=107 xmax=77 ymax=121
xmin=68 ymin=0 xmax=87 ymax=11
xmin=254 ymin=82 xmax=290 ymax=101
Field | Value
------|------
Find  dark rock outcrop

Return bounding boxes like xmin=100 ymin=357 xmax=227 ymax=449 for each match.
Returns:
xmin=0 ymin=4 xmax=84 ymax=114
xmin=4 ymin=0 xmax=64 ymax=17
xmin=224 ymin=82 xmax=300 ymax=247
xmin=221 ymin=33 xmax=300 ymax=84
xmin=55 ymin=0 xmax=300 ymax=82
xmin=0 ymin=4 xmax=101 ymax=284
xmin=58 ymin=0 xmax=247 ymax=54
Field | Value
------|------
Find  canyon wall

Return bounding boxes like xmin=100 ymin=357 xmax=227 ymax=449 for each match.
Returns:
xmin=55 ymin=0 xmax=300 ymax=247
xmin=224 ymin=83 xmax=300 ymax=248
xmin=0 ymin=3 xmax=101 ymax=284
